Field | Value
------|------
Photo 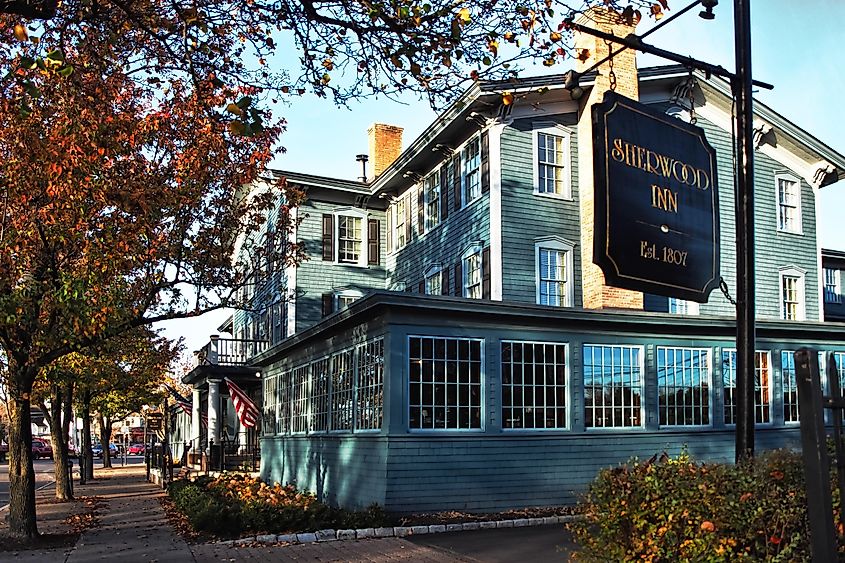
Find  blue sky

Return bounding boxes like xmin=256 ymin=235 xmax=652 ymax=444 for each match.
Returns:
xmin=159 ymin=0 xmax=845 ymax=354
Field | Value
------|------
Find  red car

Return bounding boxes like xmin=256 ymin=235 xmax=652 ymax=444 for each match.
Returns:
xmin=127 ymin=443 xmax=146 ymax=455
xmin=31 ymin=439 xmax=53 ymax=460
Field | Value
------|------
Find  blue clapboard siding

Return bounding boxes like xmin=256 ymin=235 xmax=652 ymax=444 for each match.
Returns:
xmin=499 ymin=115 xmax=582 ymax=306
xmin=261 ymin=434 xmax=388 ymax=510
xmin=293 ymin=198 xmax=387 ymax=333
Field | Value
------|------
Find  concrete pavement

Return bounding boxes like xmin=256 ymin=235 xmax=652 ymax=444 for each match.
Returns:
xmin=0 ymin=464 xmax=578 ymax=562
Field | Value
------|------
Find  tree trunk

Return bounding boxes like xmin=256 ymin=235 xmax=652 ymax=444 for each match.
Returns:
xmin=98 ymin=414 xmax=113 ymax=468
xmin=62 ymin=381 xmax=74 ymax=480
xmin=6 ymin=378 xmax=39 ymax=539
xmin=46 ymin=385 xmax=72 ymax=500
xmin=81 ymin=392 xmax=93 ymax=481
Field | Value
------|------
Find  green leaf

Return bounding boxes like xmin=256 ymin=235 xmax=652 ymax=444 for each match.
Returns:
xmin=46 ymin=50 xmax=64 ymax=62
xmin=19 ymin=56 xmax=36 ymax=69
xmin=57 ymin=65 xmax=74 ymax=77
xmin=235 ymin=96 xmax=252 ymax=109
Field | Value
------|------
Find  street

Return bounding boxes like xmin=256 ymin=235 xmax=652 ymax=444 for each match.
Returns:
xmin=0 ymin=454 xmax=145 ymax=511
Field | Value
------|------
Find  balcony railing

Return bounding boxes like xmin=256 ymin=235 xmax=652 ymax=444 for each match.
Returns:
xmin=195 ymin=336 xmax=269 ymax=367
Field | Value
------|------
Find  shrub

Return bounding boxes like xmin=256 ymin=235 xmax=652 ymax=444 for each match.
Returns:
xmin=570 ymin=449 xmax=841 ymax=562
xmin=167 ymin=473 xmax=390 ymax=537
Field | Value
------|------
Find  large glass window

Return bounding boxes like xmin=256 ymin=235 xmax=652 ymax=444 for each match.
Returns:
xmin=462 ymin=137 xmax=481 ymax=205
xmin=408 ymin=336 xmax=483 ymax=430
xmin=337 ymin=215 xmax=362 ymax=263
xmin=501 ymin=341 xmax=567 ymax=429
xmin=777 ymin=175 xmax=801 ymax=233
xmin=330 ymin=350 xmax=354 ymax=431
xmin=722 ymin=350 xmax=771 ymax=425
xmin=275 ymin=371 xmax=290 ymax=435
xmin=263 ymin=373 xmax=278 ymax=435
xmin=310 ymin=358 xmax=330 ymax=432
xmin=782 ymin=351 xmax=799 ymax=424
xmin=356 ymin=338 xmax=384 ymax=431
xmin=290 ymin=365 xmax=310 ymax=434
xmin=583 ymin=345 xmax=643 ymax=428
xmin=537 ymin=132 xmax=567 ymax=195
xmin=657 ymin=347 xmax=711 ymax=427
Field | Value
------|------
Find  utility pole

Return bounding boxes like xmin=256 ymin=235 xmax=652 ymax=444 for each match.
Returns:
xmin=733 ymin=0 xmax=756 ymax=462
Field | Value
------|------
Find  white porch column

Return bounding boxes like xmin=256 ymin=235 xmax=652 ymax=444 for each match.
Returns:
xmin=191 ymin=387 xmax=201 ymax=453
xmin=207 ymin=378 xmax=222 ymax=451
xmin=237 ymin=416 xmax=248 ymax=454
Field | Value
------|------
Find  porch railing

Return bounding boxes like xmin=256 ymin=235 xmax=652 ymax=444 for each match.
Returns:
xmin=195 ymin=335 xmax=269 ymax=367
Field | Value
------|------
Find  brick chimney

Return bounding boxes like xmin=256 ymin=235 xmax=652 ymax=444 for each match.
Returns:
xmin=368 ymin=123 xmax=404 ymax=179
xmin=575 ymin=7 xmax=643 ymax=310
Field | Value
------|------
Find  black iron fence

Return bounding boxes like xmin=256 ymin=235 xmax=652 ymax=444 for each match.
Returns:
xmin=795 ymin=348 xmax=845 ymax=560
xmin=206 ymin=439 xmax=260 ymax=473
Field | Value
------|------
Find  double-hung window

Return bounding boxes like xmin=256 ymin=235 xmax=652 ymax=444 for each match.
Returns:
xmin=424 ymin=170 xmax=440 ymax=231
xmin=776 ymin=174 xmax=801 ymax=233
xmin=779 ymin=267 xmax=805 ymax=321
xmin=825 ymin=268 xmax=841 ymax=303
xmin=722 ymin=350 xmax=771 ymax=425
xmin=668 ymin=298 xmax=700 ymax=315
xmin=534 ymin=125 xmax=571 ymax=197
xmin=393 ymin=198 xmax=407 ymax=249
xmin=425 ymin=265 xmax=443 ymax=296
xmin=322 ymin=208 xmax=379 ymax=266
xmin=462 ymin=137 xmax=481 ymax=205
xmin=464 ymin=251 xmax=482 ymax=299
xmin=583 ymin=344 xmax=643 ymax=428
xmin=337 ymin=215 xmax=362 ymax=264
xmin=535 ymin=237 xmax=574 ymax=307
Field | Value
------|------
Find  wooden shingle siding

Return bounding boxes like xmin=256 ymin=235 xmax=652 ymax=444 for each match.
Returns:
xmin=499 ymin=116 xmax=582 ymax=307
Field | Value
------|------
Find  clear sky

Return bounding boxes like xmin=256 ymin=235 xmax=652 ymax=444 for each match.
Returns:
xmin=158 ymin=0 xmax=845 ymax=354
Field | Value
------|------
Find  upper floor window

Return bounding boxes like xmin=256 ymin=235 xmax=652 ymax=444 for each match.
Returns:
xmin=825 ymin=268 xmax=841 ymax=304
xmin=668 ymin=298 xmax=700 ymax=315
xmin=424 ymin=170 xmax=441 ymax=231
xmin=779 ymin=267 xmax=805 ymax=321
xmin=534 ymin=125 xmax=571 ymax=198
xmin=424 ymin=264 xmax=446 ymax=296
xmin=535 ymin=236 xmax=574 ymax=307
xmin=463 ymin=136 xmax=481 ymax=205
xmin=776 ymin=174 xmax=801 ymax=234
xmin=463 ymin=250 xmax=482 ymax=299
xmin=322 ymin=209 xmax=380 ymax=267
xmin=321 ymin=288 xmax=363 ymax=317
xmin=392 ymin=197 xmax=407 ymax=250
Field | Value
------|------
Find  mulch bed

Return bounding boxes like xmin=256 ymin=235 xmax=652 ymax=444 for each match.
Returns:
xmin=0 ymin=494 xmax=103 ymax=552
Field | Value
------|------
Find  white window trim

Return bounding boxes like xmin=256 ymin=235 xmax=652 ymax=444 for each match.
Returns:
xmin=778 ymin=266 xmax=806 ymax=321
xmin=461 ymin=241 xmax=484 ymax=299
xmin=722 ymin=349 xmax=774 ymax=427
xmin=775 ymin=173 xmax=803 ymax=235
xmin=668 ymin=298 xmax=700 ymax=316
xmin=532 ymin=123 xmax=572 ymax=199
xmin=332 ymin=207 xmax=369 ymax=266
xmin=461 ymin=135 xmax=482 ymax=208
xmin=501 ymin=340 xmax=570 ymax=431
xmin=534 ymin=236 xmax=575 ymax=307
xmin=424 ymin=264 xmax=443 ymax=295
xmin=334 ymin=288 xmax=363 ymax=311
xmin=583 ymin=344 xmax=645 ymax=430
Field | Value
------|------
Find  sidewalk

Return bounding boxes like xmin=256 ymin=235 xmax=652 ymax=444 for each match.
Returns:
xmin=0 ymin=465 xmax=577 ymax=562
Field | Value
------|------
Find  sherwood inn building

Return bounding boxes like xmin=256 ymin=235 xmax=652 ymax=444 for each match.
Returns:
xmin=177 ymin=14 xmax=845 ymax=512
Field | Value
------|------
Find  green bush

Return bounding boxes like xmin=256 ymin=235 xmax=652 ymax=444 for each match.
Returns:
xmin=570 ymin=449 xmax=841 ymax=562
xmin=167 ymin=474 xmax=390 ymax=538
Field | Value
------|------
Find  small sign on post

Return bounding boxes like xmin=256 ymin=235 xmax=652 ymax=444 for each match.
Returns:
xmin=146 ymin=412 xmax=164 ymax=431
xmin=592 ymin=91 xmax=720 ymax=302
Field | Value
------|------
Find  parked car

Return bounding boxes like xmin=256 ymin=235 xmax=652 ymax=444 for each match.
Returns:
xmin=127 ymin=443 xmax=145 ymax=455
xmin=31 ymin=439 xmax=53 ymax=460
xmin=92 ymin=443 xmax=119 ymax=459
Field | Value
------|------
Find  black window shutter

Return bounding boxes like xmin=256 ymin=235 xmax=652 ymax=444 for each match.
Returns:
xmin=482 ymin=246 xmax=491 ymax=299
xmin=440 ymin=165 xmax=449 ymax=221
xmin=480 ymin=130 xmax=490 ymax=194
xmin=405 ymin=195 xmax=412 ymax=243
xmin=321 ymin=293 xmax=333 ymax=317
xmin=367 ymin=219 xmax=380 ymax=265
xmin=454 ymin=261 xmax=463 ymax=297
xmin=418 ymin=280 xmax=425 ymax=294
xmin=417 ymin=185 xmax=424 ymax=234
xmin=442 ymin=269 xmax=450 ymax=296
xmin=452 ymin=154 xmax=462 ymax=210
xmin=321 ymin=214 xmax=334 ymax=261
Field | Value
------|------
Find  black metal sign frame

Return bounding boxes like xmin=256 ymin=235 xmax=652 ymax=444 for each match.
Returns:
xmin=592 ymin=90 xmax=720 ymax=302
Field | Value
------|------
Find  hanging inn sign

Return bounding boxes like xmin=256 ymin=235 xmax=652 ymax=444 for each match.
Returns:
xmin=592 ymin=91 xmax=720 ymax=302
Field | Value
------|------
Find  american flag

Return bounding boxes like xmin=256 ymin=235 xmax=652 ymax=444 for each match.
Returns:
xmin=224 ymin=377 xmax=259 ymax=428
xmin=166 ymin=384 xmax=208 ymax=427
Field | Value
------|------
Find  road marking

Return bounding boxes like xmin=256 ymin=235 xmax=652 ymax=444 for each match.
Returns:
xmin=0 ymin=480 xmax=56 ymax=513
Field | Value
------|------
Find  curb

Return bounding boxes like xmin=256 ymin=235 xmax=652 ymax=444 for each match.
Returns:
xmin=214 ymin=514 xmax=581 ymax=547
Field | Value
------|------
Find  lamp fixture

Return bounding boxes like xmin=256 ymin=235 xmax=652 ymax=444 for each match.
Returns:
xmin=699 ymin=0 xmax=717 ymax=20
xmin=563 ymin=70 xmax=584 ymax=100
